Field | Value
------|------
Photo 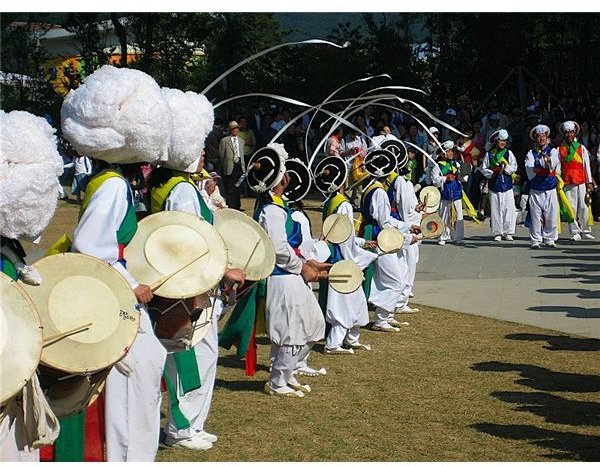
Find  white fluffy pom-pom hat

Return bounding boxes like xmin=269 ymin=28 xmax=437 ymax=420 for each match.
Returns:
xmin=0 ymin=110 xmax=64 ymax=241
xmin=61 ymin=65 xmax=172 ymax=165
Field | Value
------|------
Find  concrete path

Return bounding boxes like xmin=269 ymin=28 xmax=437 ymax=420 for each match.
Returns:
xmin=412 ymin=220 xmax=600 ymax=339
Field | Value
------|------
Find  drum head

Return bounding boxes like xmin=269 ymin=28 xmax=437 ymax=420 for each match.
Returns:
xmin=377 ymin=228 xmax=405 ymax=254
xmin=419 ymin=186 xmax=441 ymax=213
xmin=322 ymin=213 xmax=353 ymax=244
xmin=43 ymin=368 xmax=109 ymax=418
xmin=0 ymin=274 xmax=43 ymax=404
xmin=213 ymin=208 xmax=276 ymax=281
xmin=328 ymin=260 xmax=363 ymax=294
xmin=21 ymin=253 xmax=139 ymax=374
xmin=246 ymin=145 xmax=286 ymax=193
xmin=421 ymin=213 xmax=444 ymax=239
xmin=284 ymin=158 xmax=312 ymax=203
xmin=125 ymin=211 xmax=228 ymax=299
xmin=313 ymin=156 xmax=348 ymax=194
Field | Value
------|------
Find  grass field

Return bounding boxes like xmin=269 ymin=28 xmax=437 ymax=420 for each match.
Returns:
xmin=25 ymin=197 xmax=600 ymax=462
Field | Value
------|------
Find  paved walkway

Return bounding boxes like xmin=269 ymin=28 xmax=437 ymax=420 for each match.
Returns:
xmin=412 ymin=220 xmax=600 ymax=339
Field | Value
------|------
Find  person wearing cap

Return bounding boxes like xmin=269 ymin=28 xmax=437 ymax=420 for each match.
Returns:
xmin=557 ymin=121 xmax=595 ymax=240
xmin=480 ymin=129 xmax=518 ymax=241
xmin=431 ymin=141 xmax=465 ymax=245
xmin=199 ymin=171 xmax=227 ymax=211
xmin=254 ymin=172 xmax=330 ymax=397
xmin=359 ymin=150 xmax=420 ymax=332
xmin=322 ymin=183 xmax=378 ymax=354
xmin=524 ymin=124 xmax=561 ymax=248
xmin=219 ymin=121 xmax=245 ymax=210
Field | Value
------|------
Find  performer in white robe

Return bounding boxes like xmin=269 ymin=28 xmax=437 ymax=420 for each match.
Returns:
xmin=72 ymin=168 xmax=167 ymax=462
xmin=556 ymin=121 xmax=595 ymax=240
xmin=524 ymin=124 xmax=561 ymax=248
xmin=151 ymin=158 xmax=244 ymax=450
xmin=393 ymin=171 xmax=424 ymax=306
xmin=323 ymin=192 xmax=377 ymax=353
xmin=480 ymin=129 xmax=518 ymax=241
xmin=362 ymin=180 xmax=416 ymax=332
xmin=257 ymin=176 xmax=328 ymax=397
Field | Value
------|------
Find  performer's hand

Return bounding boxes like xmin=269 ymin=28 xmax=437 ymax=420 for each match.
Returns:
xmin=301 ymin=263 xmax=320 ymax=283
xmin=134 ymin=285 xmax=153 ymax=304
xmin=586 ymin=183 xmax=594 ymax=192
xmin=306 ymin=259 xmax=333 ymax=272
xmin=409 ymin=224 xmax=422 ymax=234
xmin=446 ymin=174 xmax=456 ymax=181
xmin=410 ymin=235 xmax=420 ymax=245
xmin=415 ymin=203 xmax=425 ymax=212
xmin=225 ymin=267 xmax=246 ymax=287
xmin=363 ymin=240 xmax=378 ymax=249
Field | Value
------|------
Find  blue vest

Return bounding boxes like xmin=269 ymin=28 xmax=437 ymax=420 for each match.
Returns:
xmin=438 ymin=161 xmax=463 ymax=201
xmin=487 ymin=151 xmax=513 ymax=193
xmin=360 ymin=184 xmax=384 ymax=239
xmin=386 ymin=176 xmax=402 ymax=221
xmin=527 ymin=146 xmax=558 ymax=192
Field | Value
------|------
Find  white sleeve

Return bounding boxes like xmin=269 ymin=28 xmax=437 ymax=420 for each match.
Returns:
xmin=524 ymin=150 xmax=537 ymax=181
xmin=430 ymin=163 xmax=445 ymax=188
xmin=259 ymin=205 xmax=303 ymax=274
xmin=480 ymin=153 xmax=494 ymax=179
xmin=581 ymin=145 xmax=593 ymax=183
xmin=400 ymin=179 xmax=422 ymax=224
xmin=337 ymin=202 xmax=377 ymax=269
xmin=369 ymin=188 xmax=410 ymax=232
xmin=550 ymin=148 xmax=561 ymax=172
xmin=504 ymin=150 xmax=518 ymax=176
xmin=71 ymin=177 xmax=139 ymax=289
xmin=164 ymin=182 xmax=202 ymax=216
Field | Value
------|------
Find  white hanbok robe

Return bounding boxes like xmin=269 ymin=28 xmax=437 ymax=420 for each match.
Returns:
xmin=480 ymin=149 xmax=518 ymax=236
xmin=525 ymin=148 xmax=561 ymax=244
xmin=366 ymin=187 xmax=412 ymax=314
xmin=258 ymin=204 xmax=325 ymax=346
xmin=162 ymin=181 xmax=223 ymax=440
xmin=325 ymin=200 xmax=377 ymax=329
xmin=395 ymin=176 xmax=422 ymax=298
xmin=72 ymin=176 xmax=167 ymax=462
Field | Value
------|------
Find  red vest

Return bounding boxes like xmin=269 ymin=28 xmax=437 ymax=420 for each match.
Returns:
xmin=559 ymin=144 xmax=586 ymax=185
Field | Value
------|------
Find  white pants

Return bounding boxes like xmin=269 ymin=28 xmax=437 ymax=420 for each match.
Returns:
xmin=269 ymin=345 xmax=302 ymax=389
xmin=294 ymin=342 xmax=315 ymax=371
xmin=439 ymin=198 xmax=464 ymax=241
xmin=164 ymin=322 xmax=217 ymax=440
xmin=326 ymin=323 xmax=361 ymax=349
xmin=402 ymin=242 xmax=419 ymax=301
xmin=0 ymin=415 xmax=19 ymax=462
xmin=565 ymin=183 xmax=591 ymax=235
xmin=528 ymin=189 xmax=559 ymax=244
xmin=489 ymin=189 xmax=516 ymax=236
xmin=105 ymin=309 xmax=167 ymax=462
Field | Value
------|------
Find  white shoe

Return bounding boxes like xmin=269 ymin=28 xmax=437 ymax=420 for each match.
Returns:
xmin=371 ymin=323 xmax=400 ymax=333
xmin=388 ymin=318 xmax=410 ymax=328
xmin=294 ymin=366 xmax=327 ymax=377
xmin=493 ymin=235 xmax=502 ymax=242
xmin=345 ymin=342 xmax=372 ymax=351
xmin=583 ymin=233 xmax=595 ymax=240
xmin=324 ymin=347 xmax=354 ymax=355
xmin=263 ymin=383 xmax=304 ymax=398
xmin=531 ymin=243 xmax=540 ymax=249
xmin=546 ymin=241 xmax=556 ymax=248
xmin=396 ymin=305 xmax=420 ymax=314
xmin=504 ymin=235 xmax=514 ymax=241
xmin=288 ymin=376 xmax=312 ymax=393
xmin=571 ymin=233 xmax=581 ymax=241
xmin=438 ymin=240 xmax=446 ymax=246
xmin=196 ymin=431 xmax=218 ymax=443
xmin=409 ymin=291 xmax=415 ymax=298
xmin=165 ymin=435 xmax=213 ymax=450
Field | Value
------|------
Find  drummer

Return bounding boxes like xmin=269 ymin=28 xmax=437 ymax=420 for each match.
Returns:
xmin=320 ymin=158 xmax=378 ymax=354
xmin=62 ymin=66 xmax=168 ymax=462
xmin=252 ymin=146 xmax=330 ymax=397
xmin=0 ymin=110 xmax=61 ymax=461
xmin=359 ymin=148 xmax=420 ymax=332
xmin=149 ymin=149 xmax=246 ymax=450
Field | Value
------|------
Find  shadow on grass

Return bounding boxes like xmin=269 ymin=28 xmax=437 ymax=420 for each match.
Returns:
xmin=472 ymin=423 xmax=600 ymax=461
xmin=215 ymin=378 xmax=266 ymax=392
xmin=506 ymin=333 xmax=600 ymax=351
xmin=218 ymin=355 xmax=270 ymax=373
xmin=472 ymin=361 xmax=600 ymax=392
xmin=491 ymin=391 xmax=600 ymax=426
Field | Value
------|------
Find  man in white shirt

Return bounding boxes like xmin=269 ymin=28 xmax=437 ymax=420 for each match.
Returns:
xmin=219 ymin=121 xmax=245 ymax=210
xmin=71 ymin=153 xmax=92 ymax=202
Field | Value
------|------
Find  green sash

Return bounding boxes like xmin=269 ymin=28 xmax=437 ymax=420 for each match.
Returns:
xmin=490 ymin=148 xmax=509 ymax=167
xmin=563 ymin=141 xmax=582 ymax=164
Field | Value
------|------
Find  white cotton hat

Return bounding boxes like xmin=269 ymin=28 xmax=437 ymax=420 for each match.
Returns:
xmin=559 ymin=120 xmax=580 ymax=136
xmin=442 ymin=140 xmax=455 ymax=151
xmin=489 ymin=129 xmax=509 ymax=144
xmin=428 ymin=126 xmax=440 ymax=135
xmin=160 ymin=87 xmax=214 ymax=171
xmin=61 ymin=65 xmax=172 ymax=164
xmin=0 ymin=110 xmax=63 ymax=241
xmin=529 ymin=124 xmax=551 ymax=141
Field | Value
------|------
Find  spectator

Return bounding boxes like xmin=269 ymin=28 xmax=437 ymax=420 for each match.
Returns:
xmin=219 ymin=121 xmax=245 ymax=210
xmin=71 ymin=152 xmax=92 ymax=202
xmin=199 ymin=172 xmax=228 ymax=211
xmin=205 ymin=117 xmax=225 ymax=173
xmin=256 ymin=114 xmax=277 ymax=149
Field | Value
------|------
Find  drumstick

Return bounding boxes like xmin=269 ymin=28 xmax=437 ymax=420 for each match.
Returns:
xmin=326 ymin=274 xmax=353 ymax=278
xmin=323 ymin=215 xmax=341 ymax=242
xmin=150 ymin=250 xmax=209 ymax=291
xmin=43 ymin=322 xmax=92 ymax=346
xmin=242 ymin=239 xmax=262 ymax=272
